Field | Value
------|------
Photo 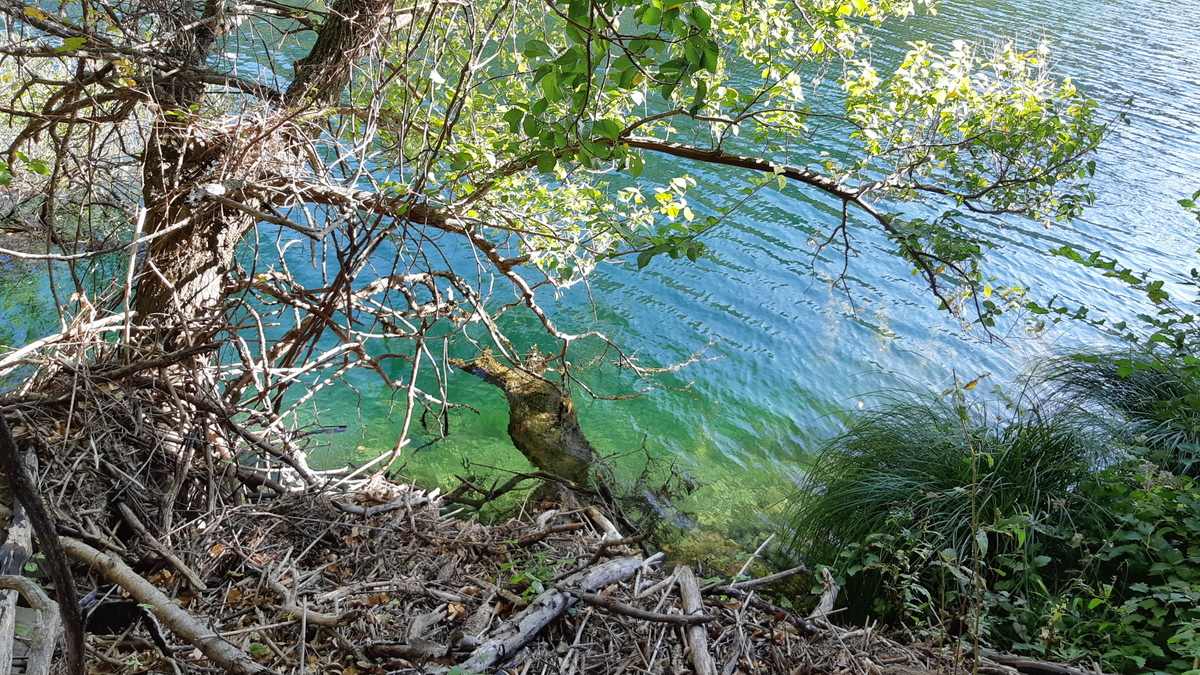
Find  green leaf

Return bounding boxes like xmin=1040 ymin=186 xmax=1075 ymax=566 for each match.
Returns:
xmin=689 ymin=79 xmax=707 ymax=114
xmin=522 ymin=39 xmax=551 ymax=59
xmin=540 ymin=71 xmax=561 ymax=102
xmin=701 ymin=40 xmax=719 ymax=72
xmin=592 ymin=118 xmax=622 ymax=141
xmin=502 ymin=108 xmax=524 ymax=133
xmin=536 ymin=151 xmax=556 ymax=173
xmin=248 ymin=643 xmax=271 ymax=659
xmin=626 ymin=152 xmax=644 ymax=177
xmin=56 ymin=36 xmax=86 ymax=53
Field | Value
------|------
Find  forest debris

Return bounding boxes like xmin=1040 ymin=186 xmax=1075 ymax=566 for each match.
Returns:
xmin=61 ymin=538 xmax=271 ymax=675
xmin=0 ymin=423 xmax=83 ymax=675
xmin=0 ymin=452 xmax=32 ymax=675
xmin=117 ymin=502 xmax=207 ymax=591
xmin=0 ymin=575 xmax=60 ymax=675
xmin=454 ymin=556 xmax=646 ymax=672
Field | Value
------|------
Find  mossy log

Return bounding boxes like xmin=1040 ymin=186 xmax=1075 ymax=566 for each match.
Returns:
xmin=450 ymin=350 xmax=598 ymax=484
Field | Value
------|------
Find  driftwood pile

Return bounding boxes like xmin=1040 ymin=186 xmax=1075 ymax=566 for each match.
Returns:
xmin=45 ymin=488 xmax=979 ymax=675
xmin=0 ymin=330 xmax=1104 ymax=675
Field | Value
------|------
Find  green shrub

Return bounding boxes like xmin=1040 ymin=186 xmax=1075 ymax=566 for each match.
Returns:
xmin=789 ymin=387 xmax=1200 ymax=672
xmin=1042 ymin=465 xmax=1200 ymax=673
xmin=823 ymin=461 xmax=1200 ymax=673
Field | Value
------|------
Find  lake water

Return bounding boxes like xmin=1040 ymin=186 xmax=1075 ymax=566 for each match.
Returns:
xmin=2 ymin=0 xmax=1199 ymax=537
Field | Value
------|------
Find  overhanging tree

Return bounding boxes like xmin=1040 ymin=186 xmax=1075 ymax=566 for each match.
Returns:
xmin=0 ymin=0 xmax=1103 ymax=511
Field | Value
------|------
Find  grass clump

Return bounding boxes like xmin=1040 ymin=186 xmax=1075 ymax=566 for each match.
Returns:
xmin=787 ymin=367 xmax=1200 ymax=672
xmin=1048 ymin=352 xmax=1200 ymax=474
xmin=789 ymin=394 xmax=1101 ymax=566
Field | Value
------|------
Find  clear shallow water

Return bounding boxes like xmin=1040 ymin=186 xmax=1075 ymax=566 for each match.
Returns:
xmin=335 ymin=0 xmax=1200 ymax=533
xmin=3 ymin=0 xmax=1200 ymax=536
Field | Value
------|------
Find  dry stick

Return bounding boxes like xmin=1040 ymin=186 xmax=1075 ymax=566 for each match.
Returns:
xmin=675 ymin=566 xmax=717 ymax=675
xmin=116 ymin=503 xmax=208 ymax=591
xmin=60 ymin=538 xmax=273 ymax=675
xmin=584 ymin=505 xmax=622 ymax=541
xmin=454 ymin=556 xmax=646 ymax=673
xmin=981 ymin=649 xmax=1112 ymax=675
xmin=569 ymin=591 xmax=715 ymax=626
xmin=516 ymin=521 xmax=586 ymax=546
xmin=0 ymin=415 xmax=84 ymax=675
xmin=259 ymin=571 xmax=347 ymax=627
xmin=0 ymin=452 xmax=33 ymax=675
xmin=0 ymin=314 xmax=129 ymax=378
xmin=702 ymin=564 xmax=808 ymax=596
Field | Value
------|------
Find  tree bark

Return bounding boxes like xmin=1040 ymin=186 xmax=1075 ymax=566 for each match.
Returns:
xmin=450 ymin=350 xmax=599 ymax=484
xmin=132 ymin=0 xmax=392 ymax=330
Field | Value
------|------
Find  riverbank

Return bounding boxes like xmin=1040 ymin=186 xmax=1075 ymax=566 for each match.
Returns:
xmin=0 ymin=454 xmax=1070 ymax=675
xmin=0 ymin=326 xmax=1105 ymax=674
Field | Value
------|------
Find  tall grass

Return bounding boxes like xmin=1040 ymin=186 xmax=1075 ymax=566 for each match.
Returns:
xmin=789 ymin=395 xmax=1103 ymax=563
xmin=1048 ymin=353 xmax=1200 ymax=474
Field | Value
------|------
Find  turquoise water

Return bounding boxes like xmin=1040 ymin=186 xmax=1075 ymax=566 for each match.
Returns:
xmin=3 ymin=1 xmax=1200 ymax=535
xmin=312 ymin=0 xmax=1200 ymax=532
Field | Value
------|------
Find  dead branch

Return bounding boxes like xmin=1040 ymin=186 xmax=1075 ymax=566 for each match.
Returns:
xmin=116 ymin=502 xmax=207 ymax=591
xmin=454 ymin=556 xmax=646 ymax=672
xmin=570 ymin=590 xmax=714 ymax=625
xmin=675 ymin=565 xmax=717 ymax=675
xmin=60 ymin=538 xmax=272 ymax=675
xmin=982 ymin=650 xmax=1110 ymax=675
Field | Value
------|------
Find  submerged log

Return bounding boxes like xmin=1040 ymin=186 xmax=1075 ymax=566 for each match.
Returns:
xmin=450 ymin=350 xmax=599 ymax=484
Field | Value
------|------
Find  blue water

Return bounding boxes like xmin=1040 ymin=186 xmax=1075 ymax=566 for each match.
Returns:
xmin=343 ymin=0 xmax=1200 ymax=533
xmin=3 ymin=0 xmax=1199 ymax=535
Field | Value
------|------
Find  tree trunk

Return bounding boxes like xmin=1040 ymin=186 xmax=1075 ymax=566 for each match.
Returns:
xmin=451 ymin=350 xmax=600 ymax=484
xmin=131 ymin=0 xmax=392 ymax=330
